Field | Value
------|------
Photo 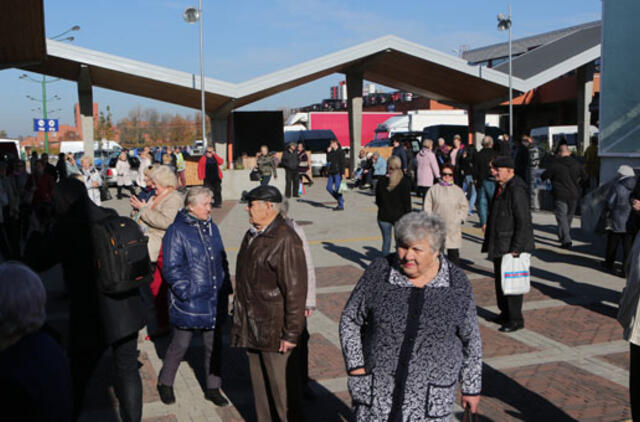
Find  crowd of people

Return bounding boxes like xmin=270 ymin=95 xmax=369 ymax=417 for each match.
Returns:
xmin=2 ymin=128 xmax=640 ymax=422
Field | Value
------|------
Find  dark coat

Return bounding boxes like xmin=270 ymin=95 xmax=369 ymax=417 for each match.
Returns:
xmin=514 ymin=144 xmax=530 ymax=181
xmin=541 ymin=156 xmax=587 ymax=202
xmin=495 ymin=139 xmax=511 ymax=157
xmin=231 ymin=214 xmax=308 ymax=351
xmin=606 ymin=176 xmax=637 ymax=233
xmin=26 ymin=202 xmax=144 ymax=348
xmin=281 ymin=148 xmax=299 ymax=171
xmin=482 ymin=176 xmax=535 ymax=260
xmin=0 ymin=330 xmax=73 ymax=422
xmin=392 ymin=145 xmax=408 ymax=170
xmin=162 ymin=209 xmax=232 ymax=329
xmin=473 ymin=148 xmax=498 ymax=182
xmin=327 ymin=146 xmax=346 ymax=175
xmin=375 ymin=176 xmax=412 ymax=224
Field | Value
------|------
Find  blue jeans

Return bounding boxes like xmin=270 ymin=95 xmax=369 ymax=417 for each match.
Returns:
xmin=326 ymin=174 xmax=344 ymax=208
xmin=378 ymin=220 xmax=394 ymax=256
xmin=463 ymin=174 xmax=477 ymax=214
xmin=478 ymin=179 xmax=496 ymax=226
xmin=260 ymin=175 xmax=271 ymax=186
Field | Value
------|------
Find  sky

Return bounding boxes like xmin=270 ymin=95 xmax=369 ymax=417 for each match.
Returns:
xmin=0 ymin=0 xmax=602 ymax=138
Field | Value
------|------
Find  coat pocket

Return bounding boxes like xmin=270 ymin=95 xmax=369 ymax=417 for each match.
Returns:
xmin=347 ymin=373 xmax=373 ymax=407
xmin=425 ymin=381 xmax=457 ymax=418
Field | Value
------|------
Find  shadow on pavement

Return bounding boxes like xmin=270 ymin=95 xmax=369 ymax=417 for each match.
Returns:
xmin=321 ymin=242 xmax=379 ymax=269
xmin=296 ymin=198 xmax=335 ymax=209
xmin=477 ymin=363 xmax=577 ymax=421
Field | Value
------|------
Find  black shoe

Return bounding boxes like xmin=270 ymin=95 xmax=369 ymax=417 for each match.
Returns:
xmin=499 ymin=322 xmax=524 ymax=333
xmin=560 ymin=242 xmax=572 ymax=250
xmin=204 ymin=388 xmax=229 ymax=407
xmin=333 ymin=206 xmax=344 ymax=211
xmin=308 ymin=181 xmax=314 ymax=186
xmin=213 ymin=204 xmax=222 ymax=208
xmin=157 ymin=384 xmax=176 ymax=405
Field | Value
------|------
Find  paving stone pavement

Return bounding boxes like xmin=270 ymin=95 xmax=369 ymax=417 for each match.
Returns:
xmin=41 ymin=182 xmax=633 ymax=421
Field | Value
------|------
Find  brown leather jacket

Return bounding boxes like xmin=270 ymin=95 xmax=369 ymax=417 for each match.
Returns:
xmin=231 ymin=214 xmax=308 ymax=351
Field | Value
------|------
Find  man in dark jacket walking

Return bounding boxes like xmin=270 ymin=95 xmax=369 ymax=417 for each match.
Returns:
xmin=231 ymin=185 xmax=307 ymax=421
xmin=326 ymin=139 xmax=346 ymax=210
xmin=495 ymin=134 xmax=511 ymax=157
xmin=281 ymin=142 xmax=300 ymax=198
xmin=482 ymin=156 xmax=535 ymax=333
xmin=392 ymin=138 xmax=408 ymax=172
xmin=541 ymin=144 xmax=587 ymax=248
xmin=25 ymin=178 xmax=145 ymax=422
xmin=474 ymin=136 xmax=499 ymax=228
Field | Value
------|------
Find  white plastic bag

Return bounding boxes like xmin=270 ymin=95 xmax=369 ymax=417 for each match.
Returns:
xmin=501 ymin=253 xmax=531 ymax=295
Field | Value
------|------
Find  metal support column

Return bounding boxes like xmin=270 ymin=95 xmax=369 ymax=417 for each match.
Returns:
xmin=77 ymin=65 xmax=94 ymax=159
xmin=577 ymin=62 xmax=595 ymax=153
xmin=346 ymin=72 xmax=363 ymax=175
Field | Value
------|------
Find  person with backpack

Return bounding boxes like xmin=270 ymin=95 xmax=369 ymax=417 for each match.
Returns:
xmin=156 ymin=186 xmax=232 ymax=407
xmin=25 ymin=178 xmax=148 ymax=422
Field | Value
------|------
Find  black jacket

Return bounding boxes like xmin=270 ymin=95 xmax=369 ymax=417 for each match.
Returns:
xmin=541 ymin=156 xmax=587 ymax=202
xmin=375 ymin=176 xmax=412 ymax=223
xmin=474 ymin=148 xmax=498 ymax=183
xmin=392 ymin=146 xmax=408 ymax=170
xmin=482 ymin=176 xmax=535 ymax=260
xmin=327 ymin=146 xmax=346 ymax=175
xmin=514 ymin=144 xmax=530 ymax=181
xmin=281 ymin=149 xmax=299 ymax=171
xmin=26 ymin=202 xmax=144 ymax=348
xmin=495 ymin=140 xmax=511 ymax=157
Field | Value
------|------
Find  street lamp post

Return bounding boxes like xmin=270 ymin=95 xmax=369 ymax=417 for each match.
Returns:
xmin=184 ymin=1 xmax=207 ymax=149
xmin=497 ymin=6 xmax=513 ymax=140
xmin=20 ymin=26 xmax=79 ymax=153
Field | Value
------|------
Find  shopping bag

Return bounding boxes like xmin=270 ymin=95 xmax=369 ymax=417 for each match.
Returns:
xmin=298 ymin=182 xmax=305 ymax=196
xmin=338 ymin=179 xmax=348 ymax=194
xmin=501 ymin=253 xmax=531 ymax=295
xmin=461 ymin=404 xmax=479 ymax=422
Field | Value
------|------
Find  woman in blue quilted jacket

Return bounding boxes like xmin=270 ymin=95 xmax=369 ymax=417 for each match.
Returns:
xmin=156 ymin=186 xmax=232 ymax=407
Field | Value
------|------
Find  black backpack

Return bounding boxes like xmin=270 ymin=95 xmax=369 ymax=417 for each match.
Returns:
xmin=92 ymin=215 xmax=153 ymax=294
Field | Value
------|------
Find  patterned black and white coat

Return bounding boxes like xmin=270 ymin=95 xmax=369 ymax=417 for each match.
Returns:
xmin=339 ymin=255 xmax=482 ymax=421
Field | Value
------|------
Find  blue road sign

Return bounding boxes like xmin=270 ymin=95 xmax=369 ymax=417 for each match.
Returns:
xmin=33 ymin=118 xmax=59 ymax=132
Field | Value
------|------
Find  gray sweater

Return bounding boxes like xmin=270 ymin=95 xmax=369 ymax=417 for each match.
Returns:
xmin=340 ymin=255 xmax=482 ymax=421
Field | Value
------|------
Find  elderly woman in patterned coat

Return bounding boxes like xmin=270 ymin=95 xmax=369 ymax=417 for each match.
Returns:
xmin=340 ymin=211 xmax=482 ymax=421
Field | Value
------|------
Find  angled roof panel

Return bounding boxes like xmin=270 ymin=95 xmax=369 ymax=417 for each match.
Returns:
xmin=462 ymin=20 xmax=601 ymax=64
xmin=493 ymin=25 xmax=601 ymax=90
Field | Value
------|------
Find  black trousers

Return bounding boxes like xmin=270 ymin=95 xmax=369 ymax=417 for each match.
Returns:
xmin=285 ymin=169 xmax=299 ymax=198
xmin=447 ymin=248 xmax=460 ymax=266
xmin=296 ymin=320 xmax=310 ymax=384
xmin=493 ymin=257 xmax=524 ymax=324
xmin=631 ymin=343 xmax=640 ymax=422
xmin=605 ymin=232 xmax=633 ymax=270
xmin=71 ymin=333 xmax=142 ymax=422
xmin=205 ymin=179 xmax=222 ymax=206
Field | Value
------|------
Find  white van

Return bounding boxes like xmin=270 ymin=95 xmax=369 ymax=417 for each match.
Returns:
xmin=530 ymin=125 xmax=598 ymax=152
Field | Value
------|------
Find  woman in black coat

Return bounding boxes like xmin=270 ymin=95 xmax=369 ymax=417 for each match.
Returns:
xmin=25 ymin=178 xmax=145 ymax=422
xmin=375 ymin=156 xmax=412 ymax=256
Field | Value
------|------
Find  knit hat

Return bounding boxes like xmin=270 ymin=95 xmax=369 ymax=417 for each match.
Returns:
xmin=617 ymin=165 xmax=635 ymax=179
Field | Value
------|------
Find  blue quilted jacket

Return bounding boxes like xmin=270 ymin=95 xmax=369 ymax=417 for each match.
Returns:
xmin=162 ymin=209 xmax=231 ymax=329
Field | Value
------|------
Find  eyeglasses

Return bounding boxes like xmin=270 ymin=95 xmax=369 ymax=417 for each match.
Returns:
xmin=442 ymin=172 xmax=454 ymax=176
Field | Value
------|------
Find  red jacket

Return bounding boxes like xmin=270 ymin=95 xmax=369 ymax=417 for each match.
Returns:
xmin=198 ymin=154 xmax=224 ymax=181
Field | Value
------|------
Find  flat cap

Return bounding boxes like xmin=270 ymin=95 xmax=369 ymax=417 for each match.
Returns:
xmin=493 ymin=156 xmax=515 ymax=169
xmin=245 ymin=185 xmax=283 ymax=203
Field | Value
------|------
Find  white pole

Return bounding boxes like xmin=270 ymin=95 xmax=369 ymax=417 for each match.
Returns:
xmin=199 ymin=0 xmax=206 ymax=148
xmin=508 ymin=3 xmax=513 ymax=140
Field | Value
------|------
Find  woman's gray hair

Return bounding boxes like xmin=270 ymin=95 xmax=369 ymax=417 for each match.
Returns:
xmin=151 ymin=165 xmax=178 ymax=188
xmin=394 ymin=211 xmax=446 ymax=252
xmin=185 ymin=186 xmax=213 ymax=208
xmin=0 ymin=262 xmax=46 ymax=348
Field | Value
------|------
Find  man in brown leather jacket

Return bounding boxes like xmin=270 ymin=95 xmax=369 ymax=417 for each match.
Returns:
xmin=231 ymin=185 xmax=308 ymax=421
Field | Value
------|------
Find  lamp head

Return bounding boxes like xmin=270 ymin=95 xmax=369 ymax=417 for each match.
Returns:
xmin=183 ymin=7 xmax=200 ymax=23
xmin=71 ymin=25 xmax=80 ymax=31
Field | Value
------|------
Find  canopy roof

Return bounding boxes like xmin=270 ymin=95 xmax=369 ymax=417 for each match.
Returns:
xmin=12 ymin=26 xmax=601 ymax=112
